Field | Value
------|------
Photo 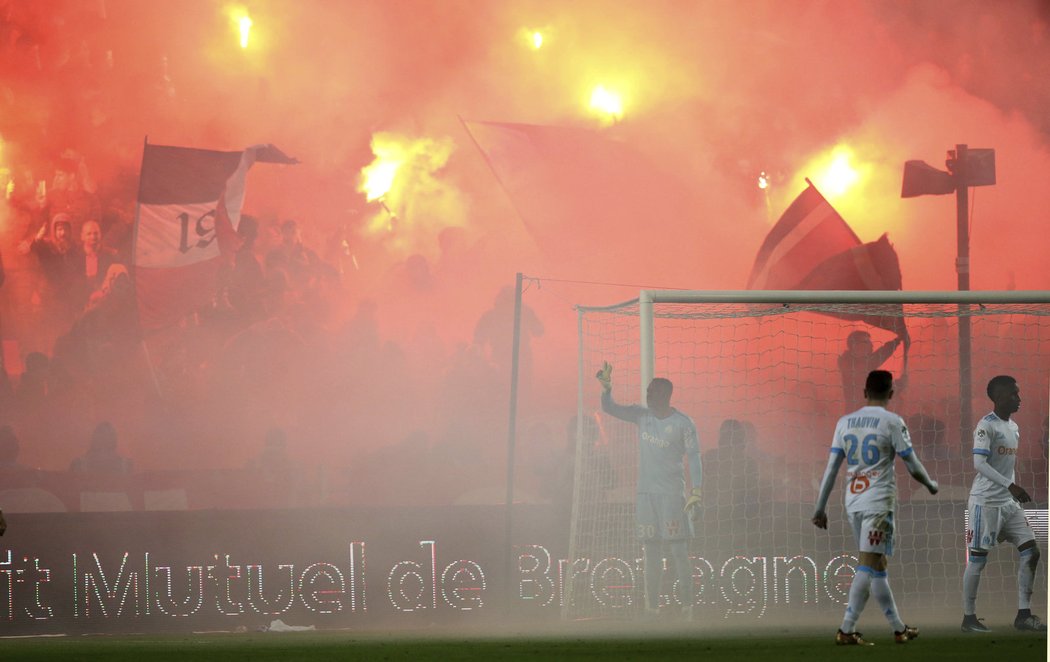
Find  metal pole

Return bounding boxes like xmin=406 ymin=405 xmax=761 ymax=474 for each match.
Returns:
xmin=563 ymin=305 xmax=586 ymax=620
xmin=640 ymin=290 xmax=654 ymax=402
xmin=504 ymin=272 xmax=524 ymax=609
xmin=955 ymin=144 xmax=973 ymax=453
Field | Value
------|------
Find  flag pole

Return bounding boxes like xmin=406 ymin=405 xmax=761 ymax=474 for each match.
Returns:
xmin=458 ymin=116 xmax=542 ymax=249
xmin=804 ymin=178 xmax=861 ymax=244
xmin=503 ymin=271 xmax=524 ymax=612
xmin=953 ymin=145 xmax=973 ymax=454
xmin=130 ymin=136 xmax=166 ymax=400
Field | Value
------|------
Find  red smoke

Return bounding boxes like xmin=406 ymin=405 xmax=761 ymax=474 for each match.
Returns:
xmin=1 ymin=0 xmax=1048 ymax=490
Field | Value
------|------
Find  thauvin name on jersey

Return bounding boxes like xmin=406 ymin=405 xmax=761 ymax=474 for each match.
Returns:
xmin=847 ymin=416 xmax=883 ymax=429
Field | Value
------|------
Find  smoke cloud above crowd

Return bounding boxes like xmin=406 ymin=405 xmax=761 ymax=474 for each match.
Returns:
xmin=1 ymin=0 xmax=1048 ymax=489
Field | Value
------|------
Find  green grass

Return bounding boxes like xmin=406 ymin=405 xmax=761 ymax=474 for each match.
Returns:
xmin=1 ymin=627 xmax=1045 ymax=661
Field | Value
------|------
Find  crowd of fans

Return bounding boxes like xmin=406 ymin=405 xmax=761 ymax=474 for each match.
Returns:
xmin=0 ymin=146 xmax=541 ymax=513
xmin=0 ymin=152 xmax=331 ymax=508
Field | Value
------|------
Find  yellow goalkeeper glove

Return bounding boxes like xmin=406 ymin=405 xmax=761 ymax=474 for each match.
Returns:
xmin=684 ymin=487 xmax=702 ymax=514
xmin=595 ymin=361 xmax=612 ymax=392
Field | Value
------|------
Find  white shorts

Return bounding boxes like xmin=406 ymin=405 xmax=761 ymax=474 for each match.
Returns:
xmin=636 ymin=493 xmax=692 ymax=541
xmin=966 ymin=500 xmax=1036 ymax=552
xmin=847 ymin=510 xmax=895 ymax=556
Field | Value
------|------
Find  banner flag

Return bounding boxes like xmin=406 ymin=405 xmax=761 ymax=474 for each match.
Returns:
xmin=133 ymin=142 xmax=296 ymax=329
xmin=461 ymin=119 xmax=695 ymax=278
xmin=747 ymin=181 xmax=861 ymax=290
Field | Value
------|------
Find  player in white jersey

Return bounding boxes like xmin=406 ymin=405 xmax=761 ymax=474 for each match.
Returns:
xmin=813 ymin=370 xmax=939 ymax=645
xmin=961 ymin=375 xmax=1046 ymax=633
xmin=596 ymin=362 xmax=702 ymax=620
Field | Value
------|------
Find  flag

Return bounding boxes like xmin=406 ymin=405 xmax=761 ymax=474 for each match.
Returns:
xmin=461 ymin=119 xmax=696 ymax=280
xmin=794 ymin=233 xmax=901 ymax=291
xmin=748 ymin=183 xmax=906 ymax=337
xmin=133 ymin=142 xmax=296 ymax=330
xmin=746 ymin=182 xmax=860 ymax=290
xmin=795 ymin=234 xmax=907 ymax=336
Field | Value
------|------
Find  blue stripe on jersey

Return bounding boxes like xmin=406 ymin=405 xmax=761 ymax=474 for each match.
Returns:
xmin=830 ymin=447 xmax=845 ymax=456
xmin=982 ymin=413 xmax=998 ymax=422
xmin=898 ymin=448 xmax=913 ymax=458
xmin=973 ymin=448 xmax=991 ymax=456
xmin=971 ymin=505 xmax=981 ymax=551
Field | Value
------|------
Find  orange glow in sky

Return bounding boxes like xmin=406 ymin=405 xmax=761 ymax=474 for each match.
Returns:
xmin=802 ymin=144 xmax=867 ymax=200
xmin=519 ymin=27 xmax=547 ymax=50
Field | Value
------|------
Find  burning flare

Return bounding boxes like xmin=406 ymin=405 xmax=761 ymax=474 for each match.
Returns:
xmin=359 ymin=144 xmax=403 ymax=203
xmin=356 ymin=132 xmax=458 ymax=247
xmin=225 ymin=5 xmax=252 ymax=49
xmin=239 ymin=16 xmax=252 ymax=49
xmin=589 ymin=85 xmax=623 ymax=124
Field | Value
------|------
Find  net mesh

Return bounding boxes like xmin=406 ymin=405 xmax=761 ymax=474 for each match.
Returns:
xmin=566 ymin=298 xmax=1050 ymax=623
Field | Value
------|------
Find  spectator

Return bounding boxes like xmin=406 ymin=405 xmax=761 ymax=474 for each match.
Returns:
xmin=43 ymin=150 xmax=101 ymax=233
xmin=0 ymin=425 xmax=34 ymax=472
xmin=838 ymin=329 xmax=907 ymax=413
xmin=70 ymin=421 xmax=131 ymax=474
xmin=265 ymin=219 xmax=319 ymax=288
xmin=701 ymin=419 xmax=766 ymax=548
xmin=226 ymin=215 xmax=266 ymax=321
xmin=15 ymin=351 xmax=50 ymax=402
xmin=20 ymin=212 xmax=79 ymax=347
xmin=25 ymin=212 xmax=75 ymax=283
xmin=244 ymin=427 xmax=297 ymax=508
xmin=69 ymin=220 xmax=119 ymax=310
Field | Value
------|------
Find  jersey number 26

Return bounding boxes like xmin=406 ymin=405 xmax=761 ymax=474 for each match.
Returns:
xmin=843 ymin=433 xmax=880 ymax=466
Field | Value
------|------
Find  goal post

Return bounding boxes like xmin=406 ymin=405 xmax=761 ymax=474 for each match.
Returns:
xmin=566 ymin=289 xmax=1050 ymax=624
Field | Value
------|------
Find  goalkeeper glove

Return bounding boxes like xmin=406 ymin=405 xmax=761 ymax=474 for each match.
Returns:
xmin=684 ymin=487 xmax=702 ymax=514
xmin=595 ymin=361 xmax=613 ymax=392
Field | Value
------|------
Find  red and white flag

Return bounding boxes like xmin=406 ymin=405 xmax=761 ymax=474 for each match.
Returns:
xmin=746 ymin=181 xmax=861 ymax=290
xmin=133 ymin=142 xmax=296 ymax=330
xmin=794 ymin=233 xmax=902 ymax=291
xmin=748 ymin=183 xmax=907 ymax=337
xmin=461 ymin=119 xmax=696 ymax=280
xmin=795 ymin=233 xmax=907 ymax=336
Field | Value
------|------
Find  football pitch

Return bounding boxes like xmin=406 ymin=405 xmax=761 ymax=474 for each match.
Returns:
xmin=2 ymin=626 xmax=1045 ymax=661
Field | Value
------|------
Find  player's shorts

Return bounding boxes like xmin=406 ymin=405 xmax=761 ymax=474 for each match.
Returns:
xmin=966 ymin=499 xmax=1036 ymax=552
xmin=636 ymin=492 xmax=692 ymax=541
xmin=847 ymin=510 xmax=895 ymax=556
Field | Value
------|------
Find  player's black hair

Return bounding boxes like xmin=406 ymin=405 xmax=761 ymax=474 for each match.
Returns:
xmin=986 ymin=375 xmax=1017 ymax=400
xmin=650 ymin=377 xmax=673 ymax=395
xmin=864 ymin=370 xmax=893 ymax=397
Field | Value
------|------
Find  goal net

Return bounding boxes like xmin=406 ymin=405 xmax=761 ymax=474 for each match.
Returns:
xmin=565 ymin=290 xmax=1050 ymax=625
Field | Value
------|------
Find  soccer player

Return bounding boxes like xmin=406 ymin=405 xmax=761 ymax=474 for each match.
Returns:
xmin=812 ymin=370 xmax=939 ymax=645
xmin=961 ymin=375 xmax=1046 ymax=633
xmin=596 ymin=361 xmax=701 ymax=619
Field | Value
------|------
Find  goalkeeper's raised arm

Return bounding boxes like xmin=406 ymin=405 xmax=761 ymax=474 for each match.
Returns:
xmin=596 ymin=361 xmax=645 ymax=423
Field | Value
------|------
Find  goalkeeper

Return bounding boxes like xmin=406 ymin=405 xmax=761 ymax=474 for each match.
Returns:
xmin=596 ymin=362 xmax=702 ymax=619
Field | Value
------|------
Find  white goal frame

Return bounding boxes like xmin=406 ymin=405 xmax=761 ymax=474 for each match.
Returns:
xmin=567 ymin=289 xmax=1050 ymax=622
